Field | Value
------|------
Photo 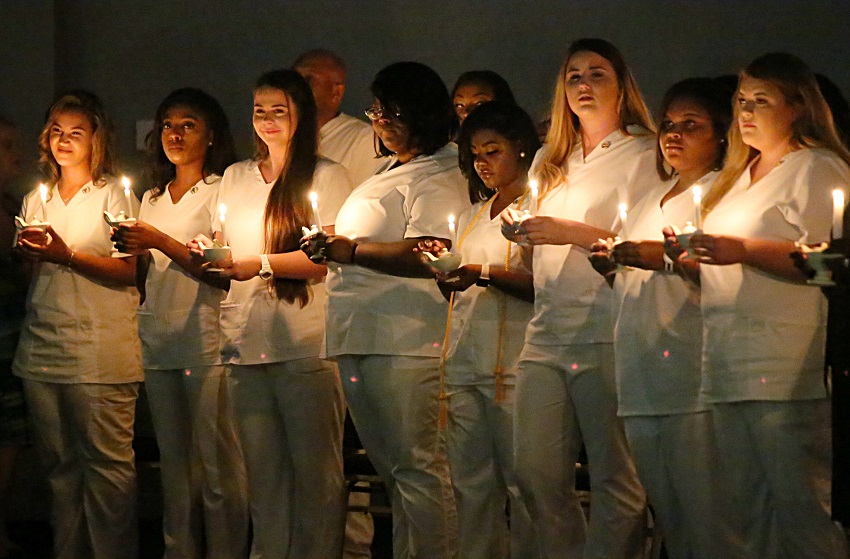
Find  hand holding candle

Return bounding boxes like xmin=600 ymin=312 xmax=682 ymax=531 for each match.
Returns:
xmin=39 ymin=183 xmax=49 ymax=222
xmin=122 ymin=176 xmax=134 ymax=219
xmin=218 ymin=203 xmax=228 ymax=247
xmin=833 ymin=189 xmax=845 ymax=240
xmin=309 ymin=191 xmax=323 ymax=231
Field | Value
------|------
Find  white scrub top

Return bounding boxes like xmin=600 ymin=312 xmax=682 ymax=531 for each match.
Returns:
xmin=527 ymin=128 xmax=657 ymax=346
xmin=320 ymin=113 xmax=385 ymax=187
xmin=446 ymin=196 xmax=534 ymax=385
xmin=613 ymin=172 xmax=717 ymax=416
xmin=137 ymin=176 xmax=225 ymax=369
xmin=325 ymin=143 xmax=471 ymax=358
xmin=215 ymin=158 xmax=353 ymax=365
xmin=13 ymin=178 xmax=143 ymax=384
xmin=700 ymin=148 xmax=848 ymax=402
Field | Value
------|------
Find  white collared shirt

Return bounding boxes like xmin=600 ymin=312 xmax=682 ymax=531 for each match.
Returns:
xmin=613 ymin=171 xmax=717 ymax=416
xmin=527 ymin=128 xmax=657 ymax=346
xmin=325 ymin=143 xmax=471 ymax=358
xmin=320 ymin=113 xmax=385 ymax=186
xmin=137 ymin=176 xmax=225 ymax=369
xmin=13 ymin=177 xmax=143 ymax=383
xmin=215 ymin=158 xmax=353 ymax=365
xmin=700 ymin=148 xmax=848 ymax=402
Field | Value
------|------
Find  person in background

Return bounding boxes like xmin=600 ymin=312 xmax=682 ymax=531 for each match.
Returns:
xmin=14 ymin=90 xmax=142 ymax=559
xmin=188 ymin=69 xmax=352 ymax=558
xmin=690 ymin=52 xmax=850 ymax=558
xmin=505 ymin=38 xmax=653 ymax=559
xmin=450 ymin=71 xmax=517 ymax=137
xmin=115 ymin=88 xmax=249 ymax=559
xmin=302 ymin=61 xmax=468 ymax=559
xmin=0 ymin=116 xmax=27 ymax=559
xmin=294 ymin=49 xmax=385 ymax=186
xmin=589 ymin=78 xmax=745 ymax=558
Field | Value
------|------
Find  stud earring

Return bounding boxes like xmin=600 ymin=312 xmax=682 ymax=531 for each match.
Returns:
xmin=520 ymin=151 xmax=526 ymax=158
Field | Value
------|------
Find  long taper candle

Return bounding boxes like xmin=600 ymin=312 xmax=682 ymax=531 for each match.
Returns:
xmin=121 ymin=176 xmax=134 ymax=219
xmin=39 ymin=183 xmax=48 ymax=221
xmin=692 ymin=185 xmax=703 ymax=230
xmin=448 ymin=214 xmax=455 ymax=236
xmin=218 ymin=203 xmax=228 ymax=246
xmin=833 ymin=189 xmax=845 ymax=240
xmin=309 ymin=191 xmax=322 ymax=231
xmin=618 ymin=202 xmax=628 ymax=230
xmin=529 ymin=179 xmax=539 ymax=216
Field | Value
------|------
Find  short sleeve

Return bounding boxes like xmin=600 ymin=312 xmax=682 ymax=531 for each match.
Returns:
xmin=403 ymin=168 xmax=469 ymax=239
xmin=313 ymin=159 xmax=354 ymax=227
xmin=784 ymin=150 xmax=850 ymax=244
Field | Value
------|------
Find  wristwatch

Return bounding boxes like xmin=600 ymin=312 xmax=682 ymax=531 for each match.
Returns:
xmin=662 ymin=252 xmax=676 ymax=273
xmin=259 ymin=254 xmax=274 ymax=280
xmin=476 ymin=263 xmax=491 ymax=288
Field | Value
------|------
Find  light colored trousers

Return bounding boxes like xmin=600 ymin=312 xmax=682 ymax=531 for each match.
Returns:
xmin=513 ymin=343 xmax=646 ymax=559
xmin=145 ymin=366 xmax=250 ymax=559
xmin=623 ymin=411 xmax=747 ymax=559
xmin=337 ymin=354 xmax=458 ymax=559
xmin=445 ymin=381 xmax=537 ymax=559
xmin=713 ymin=399 xmax=849 ymax=559
xmin=229 ymin=358 xmax=346 ymax=559
xmin=23 ymin=379 xmax=139 ymax=559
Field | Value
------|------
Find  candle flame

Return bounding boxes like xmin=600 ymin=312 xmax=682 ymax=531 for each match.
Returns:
xmin=448 ymin=214 xmax=455 ymax=226
xmin=121 ymin=176 xmax=131 ymax=192
xmin=39 ymin=183 xmax=48 ymax=201
xmin=834 ymin=189 xmax=845 ymax=208
xmin=218 ymin=203 xmax=227 ymax=220
xmin=692 ymin=185 xmax=702 ymax=203
xmin=529 ymin=179 xmax=538 ymax=194
xmin=309 ymin=191 xmax=318 ymax=205
xmin=618 ymin=202 xmax=628 ymax=220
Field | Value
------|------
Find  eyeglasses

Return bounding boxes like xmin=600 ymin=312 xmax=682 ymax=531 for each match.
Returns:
xmin=365 ymin=105 xmax=403 ymax=121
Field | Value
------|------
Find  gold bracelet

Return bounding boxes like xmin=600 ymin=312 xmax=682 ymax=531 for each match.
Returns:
xmin=66 ymin=250 xmax=75 ymax=268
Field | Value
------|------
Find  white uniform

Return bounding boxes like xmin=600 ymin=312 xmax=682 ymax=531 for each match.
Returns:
xmin=137 ymin=177 xmax=249 ymax=559
xmin=514 ymin=129 xmax=652 ymax=559
xmin=700 ymin=148 xmax=850 ymax=559
xmin=613 ymin=172 xmax=743 ymax=559
xmin=216 ymin=158 xmax=352 ymax=558
xmin=319 ymin=112 xmax=384 ymax=187
xmin=327 ymin=143 xmax=470 ymax=559
xmin=14 ymin=178 xmax=141 ymax=559
xmin=444 ymin=196 xmax=536 ymax=559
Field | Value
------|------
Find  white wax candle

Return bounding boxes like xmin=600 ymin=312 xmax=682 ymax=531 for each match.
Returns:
xmin=692 ymin=185 xmax=703 ymax=230
xmin=218 ymin=203 xmax=228 ymax=246
xmin=833 ymin=189 xmax=845 ymax=240
xmin=309 ymin=191 xmax=322 ymax=231
xmin=39 ymin=183 xmax=48 ymax=222
xmin=529 ymin=179 xmax=539 ymax=216
xmin=121 ymin=176 xmax=133 ymax=219
xmin=448 ymin=214 xmax=455 ymax=236
xmin=618 ymin=202 xmax=628 ymax=229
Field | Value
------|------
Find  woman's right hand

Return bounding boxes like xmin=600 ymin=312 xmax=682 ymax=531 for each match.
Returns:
xmin=589 ymin=240 xmax=617 ymax=277
xmin=436 ymin=264 xmax=481 ymax=293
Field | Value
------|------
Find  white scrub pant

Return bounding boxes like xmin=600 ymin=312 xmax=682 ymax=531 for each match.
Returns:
xmin=513 ymin=343 xmax=646 ymax=559
xmin=623 ymin=411 xmax=747 ymax=559
xmin=145 ymin=366 xmax=249 ymax=559
xmin=337 ymin=354 xmax=458 ymax=559
xmin=229 ymin=358 xmax=346 ymax=559
xmin=712 ymin=399 xmax=849 ymax=559
xmin=22 ymin=379 xmax=139 ymax=559
xmin=445 ymin=381 xmax=537 ymax=559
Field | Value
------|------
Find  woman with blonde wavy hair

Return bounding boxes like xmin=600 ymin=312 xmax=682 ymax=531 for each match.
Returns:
xmin=688 ymin=53 xmax=850 ymax=559
xmin=506 ymin=38 xmax=654 ymax=558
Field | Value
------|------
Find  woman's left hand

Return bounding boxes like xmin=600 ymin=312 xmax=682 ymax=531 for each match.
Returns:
xmin=689 ymin=233 xmax=746 ymax=265
xmin=17 ymin=225 xmax=72 ymax=265
xmin=114 ymin=221 xmax=163 ymax=255
xmin=215 ymin=254 xmax=260 ymax=281
xmin=436 ymin=264 xmax=481 ymax=292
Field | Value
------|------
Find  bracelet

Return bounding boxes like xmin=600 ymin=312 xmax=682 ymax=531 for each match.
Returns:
xmin=66 ymin=250 xmax=75 ymax=268
xmin=476 ymin=262 xmax=491 ymax=287
xmin=350 ymin=242 xmax=359 ymax=264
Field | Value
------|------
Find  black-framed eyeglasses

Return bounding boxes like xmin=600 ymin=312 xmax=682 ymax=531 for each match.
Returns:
xmin=365 ymin=105 xmax=403 ymax=121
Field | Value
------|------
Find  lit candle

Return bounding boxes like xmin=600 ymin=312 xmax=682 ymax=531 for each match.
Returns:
xmin=692 ymin=185 xmax=703 ymax=230
xmin=618 ymin=202 xmax=628 ymax=229
xmin=122 ymin=176 xmax=133 ymax=219
xmin=218 ymin=203 xmax=228 ymax=246
xmin=448 ymin=214 xmax=455 ymax=236
xmin=529 ymin=179 xmax=539 ymax=216
xmin=309 ymin=191 xmax=323 ymax=231
xmin=833 ymin=189 xmax=845 ymax=240
xmin=39 ymin=183 xmax=48 ymax=222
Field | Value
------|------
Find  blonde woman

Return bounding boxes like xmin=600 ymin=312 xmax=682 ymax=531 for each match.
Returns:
xmin=690 ymin=52 xmax=850 ymax=559
xmin=507 ymin=38 xmax=654 ymax=558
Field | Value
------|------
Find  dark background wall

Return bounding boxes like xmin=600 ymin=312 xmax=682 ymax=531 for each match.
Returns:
xmin=2 ymin=0 xmax=850 ymax=194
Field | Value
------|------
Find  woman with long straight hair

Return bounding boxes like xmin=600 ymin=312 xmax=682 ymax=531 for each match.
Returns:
xmin=14 ymin=90 xmax=142 ymax=559
xmin=690 ymin=52 xmax=850 ymax=559
xmin=115 ymin=87 xmax=249 ymax=559
xmin=507 ymin=38 xmax=653 ymax=558
xmin=189 ymin=69 xmax=353 ymax=558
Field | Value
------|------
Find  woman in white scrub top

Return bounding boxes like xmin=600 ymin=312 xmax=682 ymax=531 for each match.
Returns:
xmin=190 ymin=70 xmax=353 ymax=558
xmin=115 ymin=88 xmax=249 ymax=559
xmin=13 ymin=91 xmax=142 ymax=559
xmin=590 ymin=78 xmax=746 ymax=559
xmin=303 ymin=62 xmax=469 ymax=559
xmin=507 ymin=39 xmax=654 ymax=559
xmin=436 ymin=101 xmax=539 ymax=559
xmin=690 ymin=53 xmax=850 ymax=559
